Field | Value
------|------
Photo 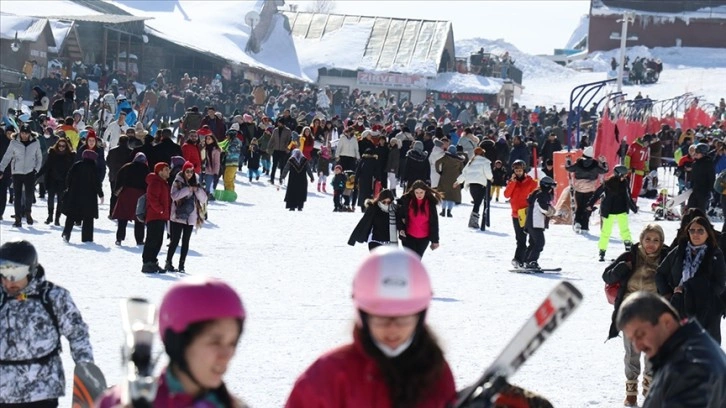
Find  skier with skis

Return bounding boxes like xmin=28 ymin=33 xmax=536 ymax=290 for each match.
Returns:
xmin=587 ymin=165 xmax=638 ymax=261
xmin=523 ymin=177 xmax=558 ymax=271
xmin=0 ymin=240 xmax=95 ymax=406
xmin=565 ymin=146 xmax=608 ymax=233
xmin=504 ymin=159 xmax=538 ymax=267
xmin=285 ymin=247 xmax=553 ymax=408
xmin=98 ymin=276 xmax=248 ymax=407
xmin=625 ymin=134 xmax=653 ymax=202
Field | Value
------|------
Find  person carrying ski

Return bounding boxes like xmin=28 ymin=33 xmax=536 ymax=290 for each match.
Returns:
xmin=98 ymin=276 xmax=249 ymax=407
xmin=285 ymin=247 xmax=553 ymax=408
xmin=625 ymin=134 xmax=653 ymax=201
xmin=588 ymin=165 xmax=638 ymax=261
xmin=565 ymin=146 xmax=608 ymax=233
xmin=0 ymin=240 xmax=94 ymax=406
xmin=523 ymin=177 xmax=558 ymax=271
xmin=504 ymin=159 xmax=538 ymax=268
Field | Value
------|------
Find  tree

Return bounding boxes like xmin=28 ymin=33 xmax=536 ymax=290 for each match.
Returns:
xmin=305 ymin=0 xmax=336 ymax=14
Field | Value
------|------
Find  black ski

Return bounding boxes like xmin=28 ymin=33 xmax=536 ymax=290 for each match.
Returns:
xmin=454 ymin=281 xmax=583 ymax=407
xmin=509 ymin=267 xmax=562 ymax=273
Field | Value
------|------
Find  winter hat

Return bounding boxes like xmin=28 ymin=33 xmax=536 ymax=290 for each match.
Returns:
xmin=413 ymin=141 xmax=424 ymax=152
xmin=182 ymin=161 xmax=194 ymax=172
xmin=154 ymin=162 xmax=169 ymax=174
xmin=197 ymin=126 xmax=212 ymax=137
xmin=474 ymin=147 xmax=485 ymax=156
xmin=170 ymin=156 xmax=186 ymax=169
xmin=334 ymin=164 xmax=343 ymax=171
xmin=447 ymin=145 xmax=457 ymax=155
xmin=243 ymin=114 xmax=253 ymax=122
xmin=133 ymin=152 xmax=147 ymax=163
xmin=229 ymin=123 xmax=240 ymax=131
xmin=82 ymin=149 xmax=98 ymax=161
xmin=86 ymin=129 xmax=97 ymax=141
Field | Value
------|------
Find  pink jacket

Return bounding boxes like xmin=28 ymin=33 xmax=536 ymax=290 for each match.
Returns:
xmin=170 ymin=172 xmax=207 ymax=226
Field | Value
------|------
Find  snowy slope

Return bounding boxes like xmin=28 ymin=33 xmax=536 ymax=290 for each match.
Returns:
xmin=3 ymin=167 xmax=725 ymax=408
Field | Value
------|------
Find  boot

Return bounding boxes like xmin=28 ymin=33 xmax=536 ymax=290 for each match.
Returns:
xmin=446 ymin=209 xmax=452 ymax=218
xmin=45 ymin=215 xmax=53 ymax=224
xmin=317 ymin=183 xmax=321 ymax=192
xmin=165 ymin=261 xmax=177 ymax=272
xmin=468 ymin=212 xmax=480 ymax=228
xmin=526 ymin=261 xmax=541 ymax=270
xmin=25 ymin=212 xmax=33 ymax=225
xmin=54 ymin=213 xmax=61 ymax=226
xmin=178 ymin=259 xmax=186 ymax=273
xmin=598 ymin=250 xmax=606 ymax=262
xmin=322 ymin=184 xmax=327 ymax=193
xmin=13 ymin=216 xmax=21 ymax=228
xmin=439 ymin=209 xmax=446 ymax=217
xmin=642 ymin=375 xmax=652 ymax=397
xmin=624 ymin=241 xmax=633 ymax=251
xmin=624 ymin=380 xmax=638 ymax=407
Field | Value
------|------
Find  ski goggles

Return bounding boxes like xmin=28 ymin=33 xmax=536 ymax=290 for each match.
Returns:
xmin=0 ymin=260 xmax=31 ymax=282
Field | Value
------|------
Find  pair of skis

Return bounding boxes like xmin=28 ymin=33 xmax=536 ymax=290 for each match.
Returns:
xmin=509 ymin=267 xmax=562 ymax=274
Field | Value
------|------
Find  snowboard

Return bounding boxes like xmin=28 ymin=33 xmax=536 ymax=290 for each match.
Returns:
xmin=509 ymin=267 xmax=562 ymax=274
xmin=213 ymin=189 xmax=238 ymax=202
xmin=72 ymin=361 xmax=107 ymax=408
xmin=454 ymin=281 xmax=583 ymax=407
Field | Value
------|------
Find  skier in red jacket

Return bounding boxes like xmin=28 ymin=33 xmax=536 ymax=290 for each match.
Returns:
xmin=625 ymin=134 xmax=653 ymax=201
xmin=504 ymin=159 xmax=538 ymax=268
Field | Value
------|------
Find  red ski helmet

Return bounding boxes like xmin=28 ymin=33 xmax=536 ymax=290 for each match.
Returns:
xmin=159 ymin=276 xmax=245 ymax=343
xmin=352 ymin=247 xmax=433 ymax=317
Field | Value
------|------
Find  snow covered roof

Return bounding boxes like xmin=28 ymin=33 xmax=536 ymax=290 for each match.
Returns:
xmin=427 ymin=72 xmax=503 ymax=95
xmin=591 ymin=0 xmax=726 ymax=22
xmin=104 ymin=1 xmax=307 ymax=82
xmin=48 ymin=20 xmax=73 ymax=54
xmin=284 ymin=11 xmax=452 ymax=79
xmin=0 ymin=1 xmax=103 ymax=18
xmin=0 ymin=14 xmax=55 ymax=46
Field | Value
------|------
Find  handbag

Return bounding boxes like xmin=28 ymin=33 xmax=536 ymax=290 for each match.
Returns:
xmin=605 ymin=282 xmax=620 ymax=305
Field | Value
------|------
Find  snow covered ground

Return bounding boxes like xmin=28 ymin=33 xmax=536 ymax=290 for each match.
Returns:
xmin=3 ymin=167 xmax=725 ymax=407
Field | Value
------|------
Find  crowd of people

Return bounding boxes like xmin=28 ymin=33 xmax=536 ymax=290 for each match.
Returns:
xmin=1 ymin=67 xmax=726 ymax=406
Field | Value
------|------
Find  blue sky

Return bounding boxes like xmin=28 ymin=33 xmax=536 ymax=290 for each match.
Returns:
xmin=289 ymin=0 xmax=591 ymax=55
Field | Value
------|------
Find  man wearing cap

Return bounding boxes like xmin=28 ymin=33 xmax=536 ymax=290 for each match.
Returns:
xmin=103 ymin=110 xmax=129 ymax=150
xmin=0 ymin=240 xmax=94 ymax=407
xmin=142 ymin=162 xmax=171 ymax=273
xmin=0 ymin=124 xmax=42 ymax=227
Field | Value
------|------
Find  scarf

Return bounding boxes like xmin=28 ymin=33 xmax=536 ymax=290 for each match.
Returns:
xmin=681 ymin=242 xmax=707 ymax=285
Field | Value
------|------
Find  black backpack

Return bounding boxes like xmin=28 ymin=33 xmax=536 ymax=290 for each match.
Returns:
xmin=51 ymin=99 xmax=64 ymax=119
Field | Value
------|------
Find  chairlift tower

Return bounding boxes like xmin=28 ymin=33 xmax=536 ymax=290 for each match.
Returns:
xmin=610 ymin=12 xmax=637 ymax=93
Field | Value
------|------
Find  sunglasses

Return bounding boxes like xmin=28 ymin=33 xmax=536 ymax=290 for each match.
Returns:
xmin=0 ymin=260 xmax=31 ymax=282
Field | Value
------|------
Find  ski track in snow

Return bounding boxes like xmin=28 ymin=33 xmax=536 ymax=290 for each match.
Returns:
xmin=3 ymin=168 xmax=725 ymax=407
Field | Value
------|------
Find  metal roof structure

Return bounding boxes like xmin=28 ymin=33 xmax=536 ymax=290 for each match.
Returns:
xmin=38 ymin=14 xmax=151 ymax=24
xmin=0 ymin=14 xmax=55 ymax=45
xmin=282 ymin=11 xmax=453 ymax=76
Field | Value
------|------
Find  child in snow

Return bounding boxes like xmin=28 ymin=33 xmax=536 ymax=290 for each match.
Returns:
xmin=246 ymin=138 xmax=262 ymax=182
xmin=347 ymin=189 xmax=397 ymax=251
xmin=587 ymin=165 xmax=638 ymax=262
xmin=523 ymin=176 xmax=558 ymax=270
xmin=331 ymin=165 xmax=347 ymax=212
xmin=343 ymin=170 xmax=357 ymax=212
xmin=491 ymin=160 xmax=508 ymax=202
xmin=317 ymin=146 xmax=332 ymax=193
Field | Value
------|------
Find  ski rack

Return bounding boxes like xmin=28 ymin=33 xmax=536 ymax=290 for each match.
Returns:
xmin=567 ymin=79 xmax=616 ymax=151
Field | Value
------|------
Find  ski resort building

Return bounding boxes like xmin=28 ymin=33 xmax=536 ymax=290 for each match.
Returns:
xmin=588 ymin=0 xmax=726 ymax=52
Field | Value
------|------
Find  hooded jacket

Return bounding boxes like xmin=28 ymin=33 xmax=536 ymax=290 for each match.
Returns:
xmin=145 ymin=172 xmax=171 ymax=222
xmin=0 ymin=133 xmax=42 ymax=175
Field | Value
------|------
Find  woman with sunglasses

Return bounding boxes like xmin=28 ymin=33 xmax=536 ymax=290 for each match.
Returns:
xmin=166 ymin=161 xmax=208 ymax=272
xmin=348 ymin=189 xmax=397 ymax=251
xmin=657 ymin=216 xmax=726 ymax=344
xmin=37 ymin=138 xmax=74 ymax=225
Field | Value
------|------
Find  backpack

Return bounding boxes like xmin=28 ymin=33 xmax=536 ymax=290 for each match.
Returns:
xmin=0 ymin=280 xmax=61 ymax=365
xmin=51 ymin=98 xmax=64 ymax=119
xmin=715 ymin=170 xmax=726 ymax=194
xmin=136 ymin=194 xmax=147 ymax=223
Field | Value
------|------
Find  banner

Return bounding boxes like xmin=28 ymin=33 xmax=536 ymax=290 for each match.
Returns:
xmin=357 ymin=71 xmax=428 ymax=89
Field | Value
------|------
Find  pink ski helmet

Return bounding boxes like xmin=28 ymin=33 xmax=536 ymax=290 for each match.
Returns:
xmin=159 ymin=276 xmax=245 ymax=343
xmin=352 ymin=247 xmax=433 ymax=317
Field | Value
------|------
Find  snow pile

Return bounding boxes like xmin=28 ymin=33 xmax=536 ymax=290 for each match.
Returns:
xmin=456 ymin=37 xmax=572 ymax=80
xmin=293 ymin=21 xmax=373 ymax=81
xmin=563 ymin=15 xmax=589 ymax=50
xmin=568 ymin=45 xmax=726 ymax=72
xmin=427 ymin=72 xmax=503 ymax=94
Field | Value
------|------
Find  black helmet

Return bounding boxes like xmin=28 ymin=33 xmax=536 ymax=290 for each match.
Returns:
xmin=512 ymin=159 xmax=526 ymax=169
xmin=695 ymin=143 xmax=709 ymax=155
xmin=0 ymin=240 xmax=38 ymax=281
xmin=539 ymin=176 xmax=556 ymax=190
xmin=614 ymin=165 xmax=629 ymax=177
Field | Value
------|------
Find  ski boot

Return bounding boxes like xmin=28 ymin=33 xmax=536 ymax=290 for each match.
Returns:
xmin=598 ymin=250 xmax=606 ymax=262
xmin=624 ymin=241 xmax=633 ymax=251
xmin=526 ymin=261 xmax=541 ymax=271
xmin=624 ymin=380 xmax=638 ymax=406
xmin=511 ymin=259 xmax=523 ymax=269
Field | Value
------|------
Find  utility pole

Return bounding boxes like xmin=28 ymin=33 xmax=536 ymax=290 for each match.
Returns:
xmin=615 ymin=12 xmax=635 ymax=93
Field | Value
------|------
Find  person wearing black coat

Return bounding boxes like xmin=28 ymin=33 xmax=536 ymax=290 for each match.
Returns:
xmin=507 ymin=136 xmax=530 ymax=169
xmin=106 ymin=134 xmax=133 ymax=218
xmin=656 ymin=216 xmax=726 ymax=343
xmin=396 ymin=180 xmax=440 ymax=258
xmin=151 ymin=129 xmax=183 ymax=169
xmin=616 ymin=292 xmax=726 ymax=408
xmin=37 ymin=138 xmax=74 ymax=225
xmin=355 ymin=148 xmax=380 ymax=212
xmin=401 ymin=141 xmax=430 ymax=188
xmin=62 ymin=150 xmax=104 ymax=242
xmin=539 ymin=133 xmax=562 ymax=163
xmin=348 ymin=189 xmax=396 ymax=251
xmin=112 ymin=153 xmax=149 ymax=245
xmin=602 ymin=224 xmax=669 ymax=405
xmin=565 ymin=149 xmax=608 ymax=232
xmin=686 ymin=144 xmax=715 ymax=213
xmin=75 ymin=132 xmax=106 ymax=184
xmin=281 ymin=149 xmax=314 ymax=211
xmin=588 ymin=166 xmax=638 ymax=261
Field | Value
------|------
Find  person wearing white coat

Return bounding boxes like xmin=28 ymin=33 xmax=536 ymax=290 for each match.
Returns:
xmin=429 ymin=138 xmax=447 ymax=189
xmin=454 ymin=147 xmax=493 ymax=230
xmin=0 ymin=125 xmax=43 ymax=227
xmin=335 ymin=129 xmax=360 ymax=171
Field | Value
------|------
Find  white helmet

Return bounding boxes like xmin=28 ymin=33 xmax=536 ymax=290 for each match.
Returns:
xmin=583 ymin=146 xmax=594 ymax=158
